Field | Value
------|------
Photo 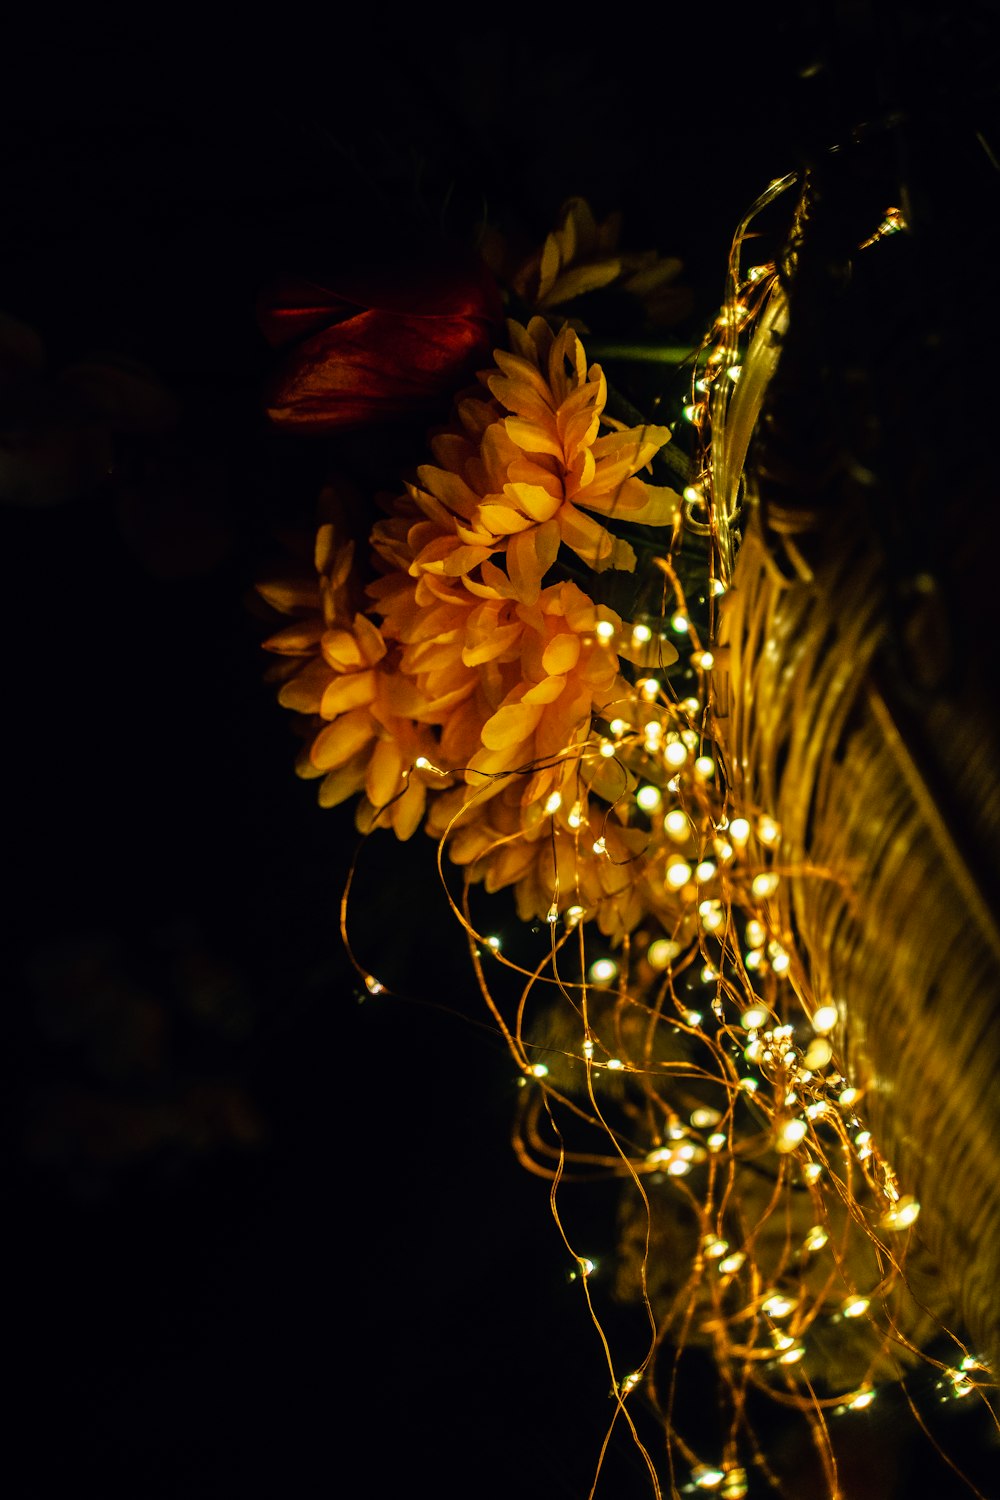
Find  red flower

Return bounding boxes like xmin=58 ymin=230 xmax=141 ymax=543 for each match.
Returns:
xmin=257 ymin=253 xmax=503 ymax=433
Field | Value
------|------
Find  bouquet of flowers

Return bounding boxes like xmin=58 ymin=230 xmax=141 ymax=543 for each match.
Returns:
xmin=255 ymin=189 xmax=996 ymax=1498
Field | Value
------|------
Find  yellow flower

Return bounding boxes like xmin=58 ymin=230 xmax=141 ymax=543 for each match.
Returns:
xmin=407 ymin=316 xmax=680 ymax=603
xmin=512 ymin=197 xmax=689 ymax=327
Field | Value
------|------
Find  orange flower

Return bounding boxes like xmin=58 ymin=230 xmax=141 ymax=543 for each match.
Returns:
xmin=406 ymin=316 xmax=680 ymax=603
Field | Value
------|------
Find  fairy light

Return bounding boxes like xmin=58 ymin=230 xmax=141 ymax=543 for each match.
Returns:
xmin=721 ymin=1469 xmax=748 ymax=1499
xmin=544 ymin=791 xmax=563 ymax=814
xmin=770 ymin=948 xmax=790 ymax=974
xmin=589 ymin=958 xmax=617 ymax=985
xmin=838 ymin=1086 xmax=861 ymax=1107
xmin=745 ymin=919 xmax=766 ymax=948
xmin=729 ymin=817 xmax=751 ymax=846
xmin=881 ymin=1195 xmax=920 ymax=1231
xmin=619 ymin=1370 xmax=642 ymax=1396
xmin=740 ymin=1005 xmax=768 ymax=1030
xmin=631 ymin=623 xmax=653 ymax=644
xmin=691 ymin=1106 xmax=721 ymax=1128
xmin=691 ymin=1464 xmax=725 ymax=1489
xmin=666 ymin=859 xmax=693 ymax=889
xmin=757 ymin=815 xmax=780 ymax=845
xmin=803 ymin=1038 xmax=832 ymax=1069
xmin=565 ymin=904 xmax=585 ymax=927
xmin=702 ymin=1235 xmax=729 ymax=1259
xmin=695 ymin=859 xmax=717 ymax=883
xmin=778 ymin=1344 xmax=805 ymax=1365
xmin=485 ymin=935 xmax=501 ymax=952
xmin=751 ymin=872 xmax=779 ymax=898
xmin=599 ymin=740 xmax=616 ymax=758
xmin=802 ymin=1162 xmax=824 ymax=1184
xmin=762 ymin=1293 xmax=797 ymax=1319
xmin=847 ymin=1389 xmax=875 ymax=1411
xmin=803 ymin=1226 xmax=828 ymax=1252
xmin=694 ymin=755 xmax=716 ymax=779
xmin=606 ymin=1057 xmax=624 ymax=1071
xmin=708 ymin=1134 xmax=729 ymax=1155
xmin=546 ymin=904 xmax=559 ymax=926
xmin=648 ymin=938 xmax=681 ymax=969
xmin=664 ymin=809 xmax=689 ymax=839
xmin=776 ymin=1117 xmax=808 ymax=1152
xmin=636 ymin=785 xmax=663 ymax=813
xmin=842 ymin=1295 xmax=870 ymax=1318
xmin=567 ymin=802 xmax=583 ymax=829
xmin=709 ymin=578 xmax=727 ymax=597
xmin=811 ymin=1003 xmax=838 ymax=1034
xmin=664 ymin=739 xmax=688 ymax=768
xmin=670 ymin=612 xmax=690 ymax=633
xmin=640 ymin=678 xmax=661 ymax=701
xmin=595 ymin=619 xmax=616 ymax=643
xmin=692 ymin=650 xmax=715 ymax=671
xmin=700 ymin=962 xmax=718 ymax=983
xmin=718 ymin=1250 xmax=745 ymax=1274
xmin=364 ymin=974 xmax=385 ymax=995
xmin=609 ymin=717 xmax=628 ymax=736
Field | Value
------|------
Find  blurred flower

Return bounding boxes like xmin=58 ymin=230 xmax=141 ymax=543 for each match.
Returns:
xmin=503 ymin=197 xmax=692 ymax=328
xmin=258 ymin=251 xmax=503 ymax=432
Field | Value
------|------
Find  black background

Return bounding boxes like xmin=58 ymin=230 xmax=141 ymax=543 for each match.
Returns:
xmin=5 ymin=10 xmax=1000 ymax=1498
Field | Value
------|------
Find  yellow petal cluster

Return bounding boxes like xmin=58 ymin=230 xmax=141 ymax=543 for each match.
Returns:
xmin=261 ymin=318 xmax=683 ymax=935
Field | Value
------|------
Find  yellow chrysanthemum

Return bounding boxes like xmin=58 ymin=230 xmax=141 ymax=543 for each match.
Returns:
xmin=406 ymin=316 xmax=680 ymax=603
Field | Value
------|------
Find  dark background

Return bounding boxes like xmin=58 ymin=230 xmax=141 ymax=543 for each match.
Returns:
xmin=5 ymin=10 xmax=1000 ymax=1498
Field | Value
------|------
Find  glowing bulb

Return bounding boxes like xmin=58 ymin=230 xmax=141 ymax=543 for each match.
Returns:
xmin=777 ymin=1118 xmax=808 ymax=1151
xmin=631 ymin=623 xmax=653 ymax=643
xmin=771 ymin=949 xmax=790 ymax=974
xmin=599 ymin=740 xmax=616 ymax=758
xmin=881 ymin=1195 xmax=920 ymax=1231
xmin=693 ymin=650 xmax=715 ymax=671
xmin=579 ymin=1257 xmax=596 ymax=1277
xmin=700 ymin=904 xmax=724 ymax=933
xmin=567 ymin=802 xmax=583 ymax=829
xmin=670 ymin=612 xmax=690 ymax=633
xmin=721 ymin=1467 xmax=748 ymax=1499
xmin=640 ymin=678 xmax=661 ymax=700
xmin=694 ymin=755 xmax=716 ymax=779
xmin=364 ymin=975 xmax=385 ymax=995
xmin=529 ymin=1063 xmax=549 ymax=1078
xmin=802 ymin=1162 xmax=824 ymax=1184
xmin=718 ymin=1251 xmax=745 ymax=1274
xmin=708 ymin=1133 xmax=728 ymax=1154
xmin=752 ymin=872 xmax=779 ymax=898
xmin=804 ymin=1226 xmax=828 ymax=1252
xmin=682 ymin=404 xmax=704 ymax=425
xmin=414 ymin=756 xmax=432 ymax=771
xmin=757 ymin=816 xmax=780 ymax=845
xmin=691 ymin=1465 xmax=725 ymax=1490
xmin=544 ymin=791 xmax=562 ymax=814
xmin=691 ymin=1106 xmax=721 ymax=1128
xmin=762 ymin=1294 xmax=797 ymax=1319
xmin=664 ymin=809 xmax=689 ymax=839
xmin=710 ymin=578 xmax=727 ymax=597
xmin=812 ymin=1004 xmax=838 ymax=1035
xmin=745 ymin=919 xmax=765 ymax=948
xmin=838 ymin=1087 xmax=861 ymax=1107
xmin=740 ymin=1006 xmax=768 ymax=1030
xmin=666 ymin=859 xmax=693 ymax=889
xmin=702 ymin=1235 xmax=728 ymax=1259
xmin=778 ymin=1345 xmax=805 ymax=1365
xmin=648 ymin=938 xmax=680 ymax=969
xmin=847 ymin=1389 xmax=874 ymax=1410
xmin=565 ymin=904 xmax=585 ymax=926
xmin=595 ymin=620 xmax=615 ymax=643
xmin=726 ymin=365 xmax=742 ymax=383
xmin=842 ymin=1295 xmax=870 ymax=1318
xmin=683 ymin=484 xmax=703 ymax=504
xmin=606 ymin=1057 xmax=624 ymax=1071
xmin=592 ymin=836 xmax=606 ymax=854
xmin=589 ymin=958 xmax=617 ymax=985
xmin=667 ymin=1158 xmax=692 ymax=1177
xmin=609 ymin=718 xmax=628 ymax=736
xmin=664 ymin=740 xmax=688 ymax=768
xmin=636 ymin=785 xmax=662 ymax=813
xmin=729 ymin=817 xmax=751 ymax=846
xmin=700 ymin=963 xmax=718 ymax=983
xmin=485 ymin=935 xmax=501 ymax=952
xmin=620 ymin=1370 xmax=642 ymax=1395
xmin=739 ymin=1077 xmax=758 ymax=1094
